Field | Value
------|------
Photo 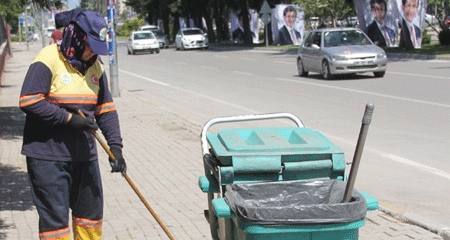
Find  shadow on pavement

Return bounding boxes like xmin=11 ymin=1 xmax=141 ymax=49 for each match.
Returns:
xmin=0 ymin=164 xmax=33 ymax=233
xmin=0 ymin=107 xmax=25 ymax=140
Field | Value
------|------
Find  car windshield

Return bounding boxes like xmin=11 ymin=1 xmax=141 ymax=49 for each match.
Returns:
xmin=324 ymin=30 xmax=371 ymax=47
xmin=134 ymin=32 xmax=154 ymax=40
xmin=183 ymin=29 xmax=203 ymax=35
xmin=151 ymin=30 xmax=165 ymax=37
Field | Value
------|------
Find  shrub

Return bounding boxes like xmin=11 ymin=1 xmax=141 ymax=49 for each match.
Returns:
xmin=116 ymin=18 xmax=145 ymax=37
xmin=422 ymin=28 xmax=431 ymax=44
xmin=438 ymin=29 xmax=450 ymax=46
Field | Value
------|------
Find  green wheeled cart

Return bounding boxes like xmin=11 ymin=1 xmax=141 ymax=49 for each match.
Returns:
xmin=198 ymin=113 xmax=378 ymax=240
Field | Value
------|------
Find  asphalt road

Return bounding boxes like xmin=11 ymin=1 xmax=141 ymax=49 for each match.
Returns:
xmin=113 ymin=43 xmax=450 ymax=227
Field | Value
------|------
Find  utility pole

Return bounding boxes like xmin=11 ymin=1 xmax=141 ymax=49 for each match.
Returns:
xmin=25 ymin=7 xmax=29 ymax=50
xmin=107 ymin=0 xmax=120 ymax=97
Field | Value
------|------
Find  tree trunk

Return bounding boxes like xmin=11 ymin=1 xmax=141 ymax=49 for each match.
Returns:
xmin=203 ymin=6 xmax=216 ymax=43
xmin=240 ymin=0 xmax=252 ymax=45
xmin=213 ymin=0 xmax=224 ymax=42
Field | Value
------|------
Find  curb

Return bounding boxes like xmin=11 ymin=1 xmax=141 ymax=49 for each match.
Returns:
xmin=378 ymin=205 xmax=450 ymax=240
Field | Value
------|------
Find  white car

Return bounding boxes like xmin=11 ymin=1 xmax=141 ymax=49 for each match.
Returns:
xmin=138 ymin=25 xmax=159 ymax=31
xmin=127 ymin=31 xmax=160 ymax=55
xmin=175 ymin=28 xmax=208 ymax=50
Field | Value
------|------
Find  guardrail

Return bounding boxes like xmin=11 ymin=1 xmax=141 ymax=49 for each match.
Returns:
xmin=0 ymin=41 xmax=9 ymax=86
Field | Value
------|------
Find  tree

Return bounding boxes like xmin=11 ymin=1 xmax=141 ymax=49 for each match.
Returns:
xmin=294 ymin=0 xmax=352 ymax=28
xmin=0 ymin=0 xmax=64 ymax=34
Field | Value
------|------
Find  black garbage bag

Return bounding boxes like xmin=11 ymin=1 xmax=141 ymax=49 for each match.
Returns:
xmin=224 ymin=179 xmax=366 ymax=225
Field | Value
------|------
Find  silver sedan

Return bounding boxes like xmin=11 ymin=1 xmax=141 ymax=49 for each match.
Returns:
xmin=297 ymin=28 xmax=388 ymax=79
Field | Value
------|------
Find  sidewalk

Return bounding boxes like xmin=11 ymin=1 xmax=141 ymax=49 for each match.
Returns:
xmin=0 ymin=42 xmax=445 ymax=240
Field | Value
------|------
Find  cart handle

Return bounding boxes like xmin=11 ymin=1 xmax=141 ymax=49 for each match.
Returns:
xmin=201 ymin=113 xmax=304 ymax=155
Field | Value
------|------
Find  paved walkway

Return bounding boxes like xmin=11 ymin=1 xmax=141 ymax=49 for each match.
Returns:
xmin=0 ymin=42 xmax=446 ymax=239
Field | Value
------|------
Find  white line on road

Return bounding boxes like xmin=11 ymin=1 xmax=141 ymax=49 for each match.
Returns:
xmin=239 ymin=57 xmax=257 ymax=61
xmin=388 ymin=71 xmax=450 ymax=79
xmin=381 ymin=153 xmax=450 ymax=180
xmin=233 ymin=71 xmax=254 ymax=76
xmin=214 ymin=55 xmax=228 ymax=58
xmin=276 ymin=77 xmax=450 ymax=108
xmin=117 ymin=69 xmax=450 ymax=181
xmin=274 ymin=60 xmax=293 ymax=64
xmin=200 ymin=65 xmax=217 ymax=70
xmin=119 ymin=69 xmax=170 ymax=86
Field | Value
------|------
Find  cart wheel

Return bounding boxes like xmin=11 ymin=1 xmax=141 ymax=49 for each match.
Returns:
xmin=207 ymin=193 xmax=220 ymax=240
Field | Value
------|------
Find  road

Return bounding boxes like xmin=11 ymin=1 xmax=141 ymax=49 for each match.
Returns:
xmin=112 ymin=43 xmax=450 ymax=227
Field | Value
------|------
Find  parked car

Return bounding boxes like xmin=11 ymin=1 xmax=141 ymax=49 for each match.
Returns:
xmin=151 ymin=29 xmax=170 ymax=48
xmin=138 ymin=25 xmax=159 ymax=31
xmin=47 ymin=26 xmax=56 ymax=37
xmin=337 ymin=17 xmax=359 ymax=27
xmin=127 ymin=31 xmax=160 ymax=55
xmin=424 ymin=14 xmax=438 ymax=25
xmin=297 ymin=28 xmax=387 ymax=79
xmin=175 ymin=28 xmax=208 ymax=50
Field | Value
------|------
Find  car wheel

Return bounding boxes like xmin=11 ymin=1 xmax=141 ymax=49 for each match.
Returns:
xmin=131 ymin=49 xmax=135 ymax=55
xmin=127 ymin=48 xmax=130 ymax=55
xmin=156 ymin=49 xmax=160 ymax=54
xmin=374 ymin=71 xmax=385 ymax=78
xmin=322 ymin=61 xmax=333 ymax=80
xmin=297 ymin=58 xmax=308 ymax=77
xmin=181 ymin=43 xmax=185 ymax=51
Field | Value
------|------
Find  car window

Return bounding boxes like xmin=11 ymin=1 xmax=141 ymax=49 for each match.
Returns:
xmin=134 ymin=32 xmax=154 ymax=40
xmin=324 ymin=30 xmax=371 ymax=47
xmin=151 ymin=30 xmax=165 ymax=37
xmin=183 ymin=29 xmax=203 ymax=35
xmin=303 ymin=32 xmax=314 ymax=47
xmin=312 ymin=32 xmax=322 ymax=47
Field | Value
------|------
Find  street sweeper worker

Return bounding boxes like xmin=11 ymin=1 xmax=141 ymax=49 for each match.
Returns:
xmin=19 ymin=8 xmax=126 ymax=240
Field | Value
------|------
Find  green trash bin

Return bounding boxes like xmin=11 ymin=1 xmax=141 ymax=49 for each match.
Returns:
xmin=198 ymin=113 xmax=378 ymax=240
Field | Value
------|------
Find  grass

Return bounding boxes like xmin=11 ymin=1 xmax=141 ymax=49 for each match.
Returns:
xmin=384 ymin=40 xmax=450 ymax=55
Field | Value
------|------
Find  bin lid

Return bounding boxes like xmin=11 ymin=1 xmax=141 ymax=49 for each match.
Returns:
xmin=207 ymin=127 xmax=344 ymax=165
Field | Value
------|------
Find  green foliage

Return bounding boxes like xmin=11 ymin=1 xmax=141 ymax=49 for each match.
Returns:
xmin=438 ymin=29 xmax=450 ymax=45
xmin=294 ymin=0 xmax=352 ymax=29
xmin=10 ymin=35 xmax=25 ymax=42
xmin=116 ymin=18 xmax=145 ymax=37
xmin=422 ymin=28 xmax=431 ymax=44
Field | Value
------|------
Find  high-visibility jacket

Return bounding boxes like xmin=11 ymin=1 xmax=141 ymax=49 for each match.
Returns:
xmin=19 ymin=44 xmax=122 ymax=161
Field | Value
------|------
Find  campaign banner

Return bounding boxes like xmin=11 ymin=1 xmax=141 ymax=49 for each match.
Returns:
xmin=355 ymin=0 xmax=426 ymax=49
xmin=271 ymin=4 xmax=304 ymax=46
xmin=230 ymin=9 xmax=259 ymax=44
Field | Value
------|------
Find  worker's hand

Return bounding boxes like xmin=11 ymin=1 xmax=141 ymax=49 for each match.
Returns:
xmin=109 ymin=147 xmax=127 ymax=175
xmin=68 ymin=114 xmax=98 ymax=131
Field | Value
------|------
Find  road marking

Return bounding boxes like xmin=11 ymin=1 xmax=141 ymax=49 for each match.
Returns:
xmin=200 ymin=65 xmax=217 ymax=70
xmin=276 ymin=77 xmax=450 ymax=108
xmin=381 ymin=153 xmax=450 ymax=180
xmin=388 ymin=71 xmax=450 ymax=79
xmin=214 ymin=55 xmax=228 ymax=58
xmin=274 ymin=60 xmax=293 ymax=64
xmin=119 ymin=69 xmax=169 ymax=86
xmin=233 ymin=71 xmax=253 ymax=76
xmin=239 ymin=57 xmax=257 ymax=61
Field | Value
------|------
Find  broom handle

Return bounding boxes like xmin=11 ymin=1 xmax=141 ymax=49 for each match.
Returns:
xmin=343 ymin=103 xmax=374 ymax=202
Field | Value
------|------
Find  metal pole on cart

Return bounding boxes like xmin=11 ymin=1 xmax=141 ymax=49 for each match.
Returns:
xmin=343 ymin=103 xmax=374 ymax=202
